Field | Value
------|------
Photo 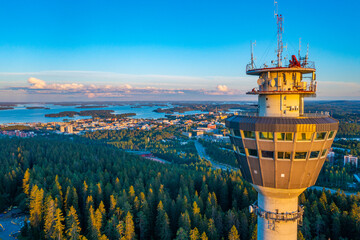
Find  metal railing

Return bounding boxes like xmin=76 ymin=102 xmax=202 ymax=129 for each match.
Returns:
xmin=246 ymin=61 xmax=315 ymax=72
xmin=250 ymin=201 xmax=304 ymax=223
xmin=233 ymin=111 xmax=330 ymax=117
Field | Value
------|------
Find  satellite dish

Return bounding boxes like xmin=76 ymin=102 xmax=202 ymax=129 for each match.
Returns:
xmin=257 ymin=78 xmax=265 ymax=85
xmin=270 ymin=79 xmax=276 ymax=87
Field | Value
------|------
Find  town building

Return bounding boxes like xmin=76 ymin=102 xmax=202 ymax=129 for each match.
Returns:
xmin=327 ymin=148 xmax=335 ymax=164
xmin=344 ymin=155 xmax=358 ymax=168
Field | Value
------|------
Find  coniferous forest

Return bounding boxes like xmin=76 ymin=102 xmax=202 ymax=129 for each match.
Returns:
xmin=1 ymin=135 xmax=360 ymax=239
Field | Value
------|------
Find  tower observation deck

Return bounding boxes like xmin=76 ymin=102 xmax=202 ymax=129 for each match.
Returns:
xmin=225 ymin=5 xmax=338 ymax=240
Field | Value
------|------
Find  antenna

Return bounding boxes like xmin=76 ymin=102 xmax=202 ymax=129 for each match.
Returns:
xmin=274 ymin=0 xmax=283 ymax=67
xmin=305 ymin=43 xmax=309 ymax=65
xmin=298 ymin=38 xmax=301 ymax=59
xmin=251 ymin=41 xmax=256 ymax=68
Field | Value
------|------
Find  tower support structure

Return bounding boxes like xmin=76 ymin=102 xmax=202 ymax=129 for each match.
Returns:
xmin=226 ymin=7 xmax=338 ymax=240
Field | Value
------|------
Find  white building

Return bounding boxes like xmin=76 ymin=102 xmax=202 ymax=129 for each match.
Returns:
xmin=327 ymin=149 xmax=335 ymax=164
xmin=344 ymin=155 xmax=358 ymax=168
xmin=66 ymin=125 xmax=73 ymax=134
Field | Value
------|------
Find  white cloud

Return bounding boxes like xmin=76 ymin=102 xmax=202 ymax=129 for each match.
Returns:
xmin=14 ymin=77 xmax=245 ymax=100
xmin=28 ymin=77 xmax=47 ymax=89
xmin=28 ymin=77 xmax=85 ymax=91
xmin=216 ymin=84 xmax=229 ymax=92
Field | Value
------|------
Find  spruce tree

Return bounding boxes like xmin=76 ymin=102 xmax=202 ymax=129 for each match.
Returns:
xmin=175 ymin=227 xmax=188 ymax=240
xmin=29 ymin=185 xmax=44 ymax=228
xmin=156 ymin=201 xmax=171 ymax=240
xmin=23 ymin=168 xmax=30 ymax=195
xmin=44 ymin=196 xmax=56 ymax=239
xmin=54 ymin=208 xmax=65 ymax=240
xmin=125 ymin=211 xmax=135 ymax=240
xmin=228 ymin=225 xmax=240 ymax=240
xmin=189 ymin=227 xmax=200 ymax=240
xmin=66 ymin=206 xmax=81 ymax=240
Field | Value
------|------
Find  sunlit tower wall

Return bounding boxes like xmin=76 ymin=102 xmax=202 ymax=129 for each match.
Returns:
xmin=225 ymin=10 xmax=338 ymax=240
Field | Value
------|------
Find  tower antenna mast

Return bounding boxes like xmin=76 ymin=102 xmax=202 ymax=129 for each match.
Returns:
xmin=274 ymin=0 xmax=283 ymax=67
xmin=251 ymin=40 xmax=256 ymax=69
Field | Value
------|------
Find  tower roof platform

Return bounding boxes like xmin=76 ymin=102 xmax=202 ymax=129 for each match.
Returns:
xmin=246 ymin=62 xmax=316 ymax=75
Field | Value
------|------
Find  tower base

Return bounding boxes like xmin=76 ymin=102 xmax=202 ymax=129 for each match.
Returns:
xmin=252 ymin=185 xmax=306 ymax=240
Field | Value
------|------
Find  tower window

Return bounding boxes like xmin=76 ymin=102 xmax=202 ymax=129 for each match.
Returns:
xmin=233 ymin=130 xmax=241 ymax=137
xmin=236 ymin=146 xmax=245 ymax=155
xmin=328 ymin=131 xmax=335 ymax=139
xmin=243 ymin=131 xmax=255 ymax=139
xmin=277 ymin=133 xmax=293 ymax=141
xmin=278 ymin=152 xmax=291 ymax=160
xmin=295 ymin=152 xmax=307 ymax=159
xmin=246 ymin=148 xmax=258 ymax=157
xmin=310 ymin=151 xmax=320 ymax=159
xmin=297 ymin=132 xmax=313 ymax=141
xmin=321 ymin=149 xmax=327 ymax=157
xmin=315 ymin=132 xmax=327 ymax=140
xmin=261 ymin=151 xmax=274 ymax=159
xmin=259 ymin=132 xmax=274 ymax=140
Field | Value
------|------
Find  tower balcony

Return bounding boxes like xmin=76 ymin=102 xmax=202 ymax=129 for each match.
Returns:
xmin=246 ymin=61 xmax=315 ymax=75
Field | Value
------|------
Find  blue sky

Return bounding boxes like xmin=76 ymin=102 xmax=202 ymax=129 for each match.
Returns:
xmin=0 ymin=0 xmax=359 ymax=101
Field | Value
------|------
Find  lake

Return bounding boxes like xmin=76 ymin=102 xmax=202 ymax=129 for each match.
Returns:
xmin=0 ymin=103 xmax=206 ymax=124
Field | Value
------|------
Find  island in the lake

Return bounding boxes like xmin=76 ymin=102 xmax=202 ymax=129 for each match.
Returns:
xmin=0 ymin=107 xmax=14 ymax=110
xmin=26 ymin=107 xmax=50 ymax=110
xmin=154 ymin=103 xmax=256 ymax=114
xmin=75 ymin=105 xmax=108 ymax=109
xmin=45 ymin=110 xmax=136 ymax=119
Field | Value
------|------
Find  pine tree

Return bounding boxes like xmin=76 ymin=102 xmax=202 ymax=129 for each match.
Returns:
xmin=29 ymin=185 xmax=44 ymax=228
xmin=94 ymin=208 xmax=103 ymax=236
xmin=228 ymin=225 xmax=240 ymax=240
xmin=175 ymin=227 xmax=188 ymax=240
xmin=88 ymin=205 xmax=100 ymax=240
xmin=179 ymin=211 xmax=191 ymax=234
xmin=207 ymin=218 xmax=218 ymax=240
xmin=53 ymin=175 xmax=63 ymax=204
xmin=200 ymin=232 xmax=208 ymax=240
xmin=109 ymin=194 xmax=117 ymax=215
xmin=189 ymin=227 xmax=200 ymax=240
xmin=54 ymin=208 xmax=65 ymax=240
xmin=66 ymin=206 xmax=81 ymax=240
xmin=192 ymin=201 xmax=201 ymax=228
xmin=156 ymin=201 xmax=171 ymax=240
xmin=137 ymin=210 xmax=149 ymax=240
xmin=23 ymin=168 xmax=30 ymax=195
xmin=44 ymin=196 xmax=56 ymax=239
xmin=125 ymin=211 xmax=135 ymax=240
xmin=117 ymin=220 xmax=125 ymax=239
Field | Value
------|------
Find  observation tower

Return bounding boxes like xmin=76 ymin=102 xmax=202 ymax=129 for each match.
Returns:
xmin=225 ymin=5 xmax=338 ymax=240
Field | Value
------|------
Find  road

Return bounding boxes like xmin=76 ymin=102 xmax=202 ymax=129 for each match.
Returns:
xmin=309 ymin=186 xmax=359 ymax=196
xmin=194 ymin=140 xmax=238 ymax=171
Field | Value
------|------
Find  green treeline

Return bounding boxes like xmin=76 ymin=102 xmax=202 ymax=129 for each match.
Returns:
xmin=0 ymin=137 xmax=257 ymax=239
xmin=83 ymin=127 xmax=200 ymax=164
xmin=316 ymin=163 xmax=354 ymax=190
xmin=198 ymin=139 xmax=238 ymax=168
xmin=1 ymin=135 xmax=360 ymax=239
xmin=338 ymin=123 xmax=360 ymax=138
xmin=300 ymin=188 xmax=360 ymax=240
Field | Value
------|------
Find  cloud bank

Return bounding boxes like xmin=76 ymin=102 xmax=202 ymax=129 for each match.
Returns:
xmin=5 ymin=76 xmax=244 ymax=100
